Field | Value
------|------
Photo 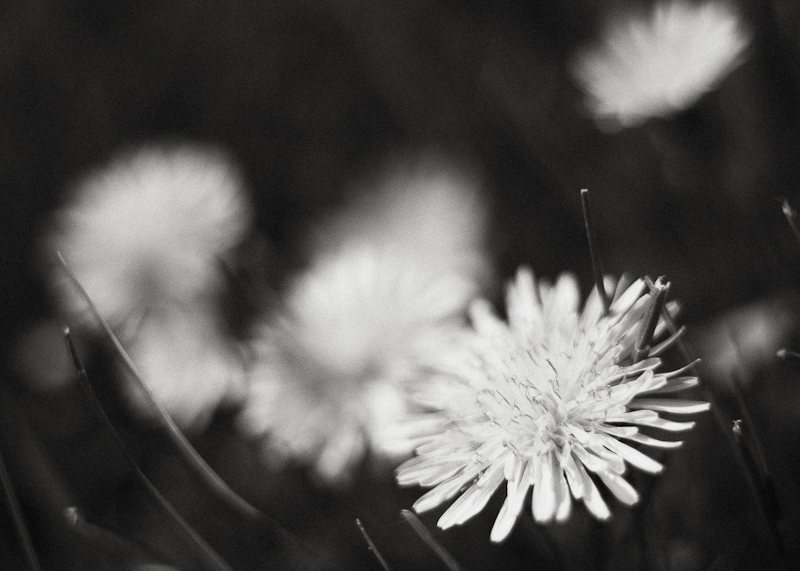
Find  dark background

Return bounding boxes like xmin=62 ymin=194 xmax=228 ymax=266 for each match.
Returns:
xmin=2 ymin=0 xmax=800 ymax=569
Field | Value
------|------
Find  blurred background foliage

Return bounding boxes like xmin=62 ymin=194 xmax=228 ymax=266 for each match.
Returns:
xmin=2 ymin=0 xmax=800 ymax=569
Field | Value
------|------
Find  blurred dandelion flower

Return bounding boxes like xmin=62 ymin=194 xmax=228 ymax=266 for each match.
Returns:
xmin=45 ymin=143 xmax=253 ymax=428
xmin=397 ymin=268 xmax=708 ymax=542
xmin=125 ymin=307 xmax=247 ymax=430
xmin=695 ymin=297 xmax=796 ymax=386
xmin=572 ymin=1 xmax=750 ymax=130
xmin=238 ymin=159 xmax=489 ymax=483
xmin=47 ymin=143 xmax=252 ymax=331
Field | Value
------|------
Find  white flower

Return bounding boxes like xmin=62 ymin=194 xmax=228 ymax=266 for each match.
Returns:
xmin=312 ymin=153 xmax=489 ymax=284
xmin=47 ymin=143 xmax=252 ymax=331
xmin=125 ymin=307 xmax=247 ymax=430
xmin=397 ymin=268 xmax=708 ymax=542
xmin=572 ymin=1 xmax=750 ymax=130
xmin=45 ymin=142 xmax=253 ymax=428
xmin=238 ymin=159 xmax=489 ymax=483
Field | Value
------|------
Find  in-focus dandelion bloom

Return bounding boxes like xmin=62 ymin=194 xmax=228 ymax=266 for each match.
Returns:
xmin=238 ymin=159 xmax=490 ymax=483
xmin=571 ymin=1 xmax=750 ymax=130
xmin=45 ymin=143 xmax=253 ymax=428
xmin=47 ymin=143 xmax=252 ymax=332
xmin=397 ymin=268 xmax=708 ymax=542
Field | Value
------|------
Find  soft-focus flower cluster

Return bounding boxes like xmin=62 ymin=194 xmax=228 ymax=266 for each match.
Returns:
xmin=397 ymin=268 xmax=708 ymax=542
xmin=46 ymin=143 xmax=251 ymax=429
xmin=572 ymin=1 xmax=750 ymax=130
xmin=237 ymin=158 xmax=490 ymax=483
xmin=695 ymin=297 xmax=796 ymax=387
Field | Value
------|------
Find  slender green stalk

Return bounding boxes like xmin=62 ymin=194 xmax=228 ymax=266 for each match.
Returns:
xmin=400 ymin=510 xmax=464 ymax=571
xmin=581 ymin=189 xmax=610 ymax=314
xmin=0 ymin=449 xmax=42 ymax=571
xmin=355 ymin=519 xmax=393 ymax=571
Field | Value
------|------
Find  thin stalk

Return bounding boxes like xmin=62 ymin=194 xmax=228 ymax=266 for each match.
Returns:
xmin=56 ymin=252 xmax=262 ymax=522
xmin=634 ymin=278 xmax=669 ymax=363
xmin=731 ymin=420 xmax=780 ymax=523
xmin=776 ymin=348 xmax=800 ymax=362
xmin=64 ymin=328 xmax=235 ymax=571
xmin=660 ymin=310 xmax=789 ymax=569
xmin=730 ymin=417 xmax=788 ymax=567
xmin=0 ymin=449 xmax=42 ymax=571
xmin=400 ymin=510 xmax=464 ymax=571
xmin=355 ymin=519 xmax=393 ymax=571
xmin=725 ymin=331 xmax=783 ymax=531
xmin=581 ymin=189 xmax=610 ymax=314
xmin=728 ymin=383 xmax=778 ymax=516
xmin=781 ymin=199 xmax=800 ymax=245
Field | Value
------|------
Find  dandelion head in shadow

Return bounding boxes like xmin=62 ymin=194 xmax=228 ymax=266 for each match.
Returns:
xmin=397 ymin=268 xmax=709 ymax=542
xmin=571 ymin=0 xmax=750 ymax=131
xmin=237 ymin=156 xmax=491 ymax=485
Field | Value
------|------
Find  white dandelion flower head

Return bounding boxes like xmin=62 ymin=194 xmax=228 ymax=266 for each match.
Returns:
xmin=125 ymin=307 xmax=247 ymax=431
xmin=572 ymin=1 xmax=750 ymax=130
xmin=47 ymin=143 xmax=253 ymax=330
xmin=238 ymin=161 xmax=490 ymax=483
xmin=315 ymin=152 xmax=490 ymax=285
xmin=397 ymin=268 xmax=708 ymax=542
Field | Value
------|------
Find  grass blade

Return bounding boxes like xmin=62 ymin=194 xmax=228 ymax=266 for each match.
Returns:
xmin=0 ymin=448 xmax=42 ymax=571
xmin=401 ymin=509 xmax=464 ymax=571
xmin=356 ymin=519 xmax=393 ymax=571
xmin=64 ymin=327 xmax=235 ymax=571
xmin=56 ymin=251 xmax=262 ymax=521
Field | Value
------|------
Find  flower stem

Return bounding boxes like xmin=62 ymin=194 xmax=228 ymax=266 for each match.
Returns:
xmin=0 ymin=448 xmax=42 ymax=571
xmin=581 ymin=189 xmax=610 ymax=315
xmin=400 ymin=510 xmax=464 ymax=571
xmin=781 ymin=199 xmax=800 ymax=245
xmin=56 ymin=251 xmax=263 ymax=522
xmin=63 ymin=327 xmax=236 ymax=571
xmin=356 ymin=519 xmax=393 ymax=571
xmin=776 ymin=348 xmax=800 ymax=362
xmin=660 ymin=310 xmax=790 ymax=569
xmin=634 ymin=278 xmax=669 ymax=362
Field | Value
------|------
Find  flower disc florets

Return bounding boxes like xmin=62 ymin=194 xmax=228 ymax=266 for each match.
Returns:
xmin=397 ymin=268 xmax=708 ymax=542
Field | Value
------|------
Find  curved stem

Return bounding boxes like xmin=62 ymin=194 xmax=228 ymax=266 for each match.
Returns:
xmin=57 ymin=251 xmax=263 ymax=522
xmin=0 ymin=449 xmax=42 ymax=571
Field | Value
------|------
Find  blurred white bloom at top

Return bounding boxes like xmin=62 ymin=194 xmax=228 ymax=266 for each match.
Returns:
xmin=397 ymin=269 xmax=708 ymax=542
xmin=45 ymin=142 xmax=254 ymax=429
xmin=237 ymin=157 xmax=490 ymax=484
xmin=48 ymin=143 xmax=252 ymax=331
xmin=572 ymin=1 xmax=750 ymax=130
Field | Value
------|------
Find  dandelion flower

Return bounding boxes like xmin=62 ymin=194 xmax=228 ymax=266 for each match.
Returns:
xmin=572 ymin=1 xmax=750 ymax=130
xmin=47 ymin=143 xmax=252 ymax=331
xmin=125 ymin=307 xmax=247 ymax=430
xmin=397 ymin=268 xmax=708 ymax=542
xmin=45 ymin=142 xmax=253 ymax=428
xmin=238 ymin=160 xmax=489 ymax=483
